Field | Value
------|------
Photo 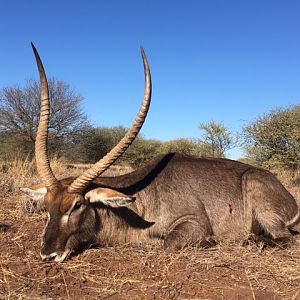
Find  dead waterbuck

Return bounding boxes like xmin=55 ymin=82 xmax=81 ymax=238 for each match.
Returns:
xmin=21 ymin=44 xmax=300 ymax=262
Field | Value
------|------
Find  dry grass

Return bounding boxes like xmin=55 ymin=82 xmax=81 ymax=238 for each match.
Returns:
xmin=0 ymin=160 xmax=299 ymax=299
xmin=0 ymin=156 xmax=67 ymax=195
xmin=0 ymin=230 xmax=299 ymax=299
xmin=0 ymin=158 xmax=133 ymax=214
xmin=275 ymin=168 xmax=300 ymax=206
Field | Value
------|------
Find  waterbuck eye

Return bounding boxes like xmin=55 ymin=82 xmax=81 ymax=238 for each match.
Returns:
xmin=73 ymin=201 xmax=83 ymax=211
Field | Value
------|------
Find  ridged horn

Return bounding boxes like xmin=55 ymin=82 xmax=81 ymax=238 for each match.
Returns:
xmin=68 ymin=47 xmax=152 ymax=194
xmin=31 ymin=43 xmax=59 ymax=189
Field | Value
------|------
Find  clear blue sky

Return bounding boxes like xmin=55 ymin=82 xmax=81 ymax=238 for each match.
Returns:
xmin=1 ymin=1 xmax=300 ymax=159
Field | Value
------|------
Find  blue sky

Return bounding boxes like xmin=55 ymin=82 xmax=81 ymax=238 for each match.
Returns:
xmin=1 ymin=1 xmax=300 ymax=159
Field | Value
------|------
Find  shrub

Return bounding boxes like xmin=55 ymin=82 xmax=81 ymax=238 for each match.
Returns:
xmin=244 ymin=105 xmax=300 ymax=169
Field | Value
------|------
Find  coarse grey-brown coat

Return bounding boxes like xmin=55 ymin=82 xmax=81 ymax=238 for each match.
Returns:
xmin=88 ymin=152 xmax=299 ymax=245
xmin=23 ymin=152 xmax=300 ymax=259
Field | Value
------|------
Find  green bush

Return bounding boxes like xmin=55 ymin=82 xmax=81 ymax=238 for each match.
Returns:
xmin=158 ymin=138 xmax=209 ymax=157
xmin=121 ymin=138 xmax=162 ymax=167
xmin=198 ymin=121 xmax=239 ymax=158
xmin=244 ymin=105 xmax=300 ymax=170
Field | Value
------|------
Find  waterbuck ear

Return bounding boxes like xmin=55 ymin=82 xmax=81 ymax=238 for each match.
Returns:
xmin=84 ymin=188 xmax=135 ymax=208
xmin=20 ymin=186 xmax=47 ymax=200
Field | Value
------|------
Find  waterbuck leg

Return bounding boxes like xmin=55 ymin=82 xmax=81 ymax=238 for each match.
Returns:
xmin=164 ymin=215 xmax=214 ymax=250
xmin=243 ymin=169 xmax=296 ymax=241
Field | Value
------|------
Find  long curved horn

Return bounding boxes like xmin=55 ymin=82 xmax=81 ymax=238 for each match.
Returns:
xmin=31 ymin=43 xmax=59 ymax=189
xmin=68 ymin=48 xmax=152 ymax=194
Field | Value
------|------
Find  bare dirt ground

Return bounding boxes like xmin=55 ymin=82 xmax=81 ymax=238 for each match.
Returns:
xmin=0 ymin=162 xmax=299 ymax=299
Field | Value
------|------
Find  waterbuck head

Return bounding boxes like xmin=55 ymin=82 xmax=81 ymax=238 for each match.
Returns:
xmin=26 ymin=43 xmax=152 ymax=262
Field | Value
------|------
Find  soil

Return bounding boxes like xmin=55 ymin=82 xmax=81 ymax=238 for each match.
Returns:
xmin=0 ymin=195 xmax=299 ymax=300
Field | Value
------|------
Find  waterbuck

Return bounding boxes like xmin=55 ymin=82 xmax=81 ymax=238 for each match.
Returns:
xmin=21 ymin=44 xmax=300 ymax=262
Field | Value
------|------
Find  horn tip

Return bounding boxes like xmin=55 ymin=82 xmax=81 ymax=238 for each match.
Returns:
xmin=31 ymin=42 xmax=39 ymax=60
xmin=31 ymin=42 xmax=36 ymax=51
xmin=140 ymin=47 xmax=149 ymax=66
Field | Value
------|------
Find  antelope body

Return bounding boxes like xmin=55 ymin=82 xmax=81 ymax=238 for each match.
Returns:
xmin=22 ymin=44 xmax=300 ymax=262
